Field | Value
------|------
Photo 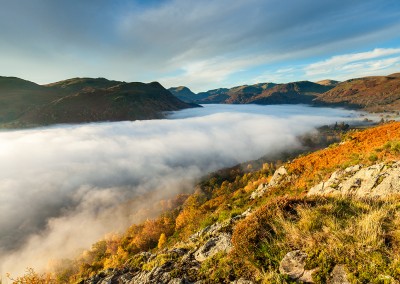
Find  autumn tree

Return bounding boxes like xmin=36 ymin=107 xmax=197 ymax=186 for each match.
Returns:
xmin=158 ymin=233 xmax=167 ymax=249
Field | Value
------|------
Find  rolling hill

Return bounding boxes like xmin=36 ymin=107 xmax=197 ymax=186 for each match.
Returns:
xmin=313 ymin=73 xmax=400 ymax=111
xmin=46 ymin=77 xmax=122 ymax=93
xmin=20 ymin=82 xmax=193 ymax=124
xmin=0 ymin=77 xmax=196 ymax=127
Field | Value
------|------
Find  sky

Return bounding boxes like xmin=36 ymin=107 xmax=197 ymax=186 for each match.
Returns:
xmin=0 ymin=0 xmax=400 ymax=92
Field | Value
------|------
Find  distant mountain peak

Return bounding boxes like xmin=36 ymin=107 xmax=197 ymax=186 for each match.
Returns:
xmin=316 ymin=79 xmax=340 ymax=86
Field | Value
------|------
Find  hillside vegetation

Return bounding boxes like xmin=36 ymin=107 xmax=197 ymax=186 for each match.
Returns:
xmin=314 ymin=73 xmax=400 ymax=111
xmin=11 ymin=121 xmax=400 ymax=283
xmin=0 ymin=77 xmax=64 ymax=123
xmin=0 ymin=77 xmax=195 ymax=128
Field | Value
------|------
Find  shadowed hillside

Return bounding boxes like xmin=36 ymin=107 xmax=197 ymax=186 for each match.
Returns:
xmin=0 ymin=76 xmax=65 ymax=123
xmin=20 ymin=82 xmax=194 ymax=124
xmin=167 ymin=86 xmax=208 ymax=103
xmin=0 ymin=77 xmax=196 ymax=127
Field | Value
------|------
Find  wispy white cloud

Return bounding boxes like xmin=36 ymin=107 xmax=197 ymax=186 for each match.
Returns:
xmin=0 ymin=0 xmax=399 ymax=90
xmin=159 ymin=55 xmax=268 ymax=91
xmin=249 ymin=47 xmax=400 ymax=84
xmin=305 ymin=48 xmax=400 ymax=77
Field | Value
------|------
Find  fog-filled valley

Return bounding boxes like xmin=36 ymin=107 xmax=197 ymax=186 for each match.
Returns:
xmin=0 ymin=105 xmax=363 ymax=277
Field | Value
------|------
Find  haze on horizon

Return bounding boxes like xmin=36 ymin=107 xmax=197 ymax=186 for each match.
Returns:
xmin=0 ymin=0 xmax=400 ymax=92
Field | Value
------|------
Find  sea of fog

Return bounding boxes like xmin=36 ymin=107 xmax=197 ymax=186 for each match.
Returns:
xmin=0 ymin=104 xmax=365 ymax=276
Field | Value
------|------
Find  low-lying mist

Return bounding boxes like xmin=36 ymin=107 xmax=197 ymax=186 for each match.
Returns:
xmin=0 ymin=105 xmax=361 ymax=277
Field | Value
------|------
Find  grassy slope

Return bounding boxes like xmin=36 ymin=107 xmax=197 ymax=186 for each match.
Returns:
xmin=16 ymin=122 xmax=400 ymax=283
xmin=46 ymin=77 xmax=122 ymax=93
xmin=0 ymin=77 xmax=65 ymax=123
xmin=20 ymin=82 xmax=193 ymax=125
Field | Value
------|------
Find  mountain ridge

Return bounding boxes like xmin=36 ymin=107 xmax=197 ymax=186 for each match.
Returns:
xmin=313 ymin=73 xmax=400 ymax=111
xmin=169 ymin=73 xmax=400 ymax=112
xmin=170 ymin=80 xmax=333 ymax=105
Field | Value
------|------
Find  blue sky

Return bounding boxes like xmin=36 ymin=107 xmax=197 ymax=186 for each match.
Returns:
xmin=0 ymin=0 xmax=400 ymax=92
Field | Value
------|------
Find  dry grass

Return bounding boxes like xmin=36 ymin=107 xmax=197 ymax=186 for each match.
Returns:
xmin=231 ymin=196 xmax=400 ymax=283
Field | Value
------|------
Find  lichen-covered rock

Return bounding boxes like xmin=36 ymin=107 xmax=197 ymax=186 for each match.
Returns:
xmin=189 ymin=221 xmax=224 ymax=241
xmin=308 ymin=161 xmax=400 ymax=197
xmin=279 ymin=250 xmax=315 ymax=283
xmin=279 ymin=250 xmax=308 ymax=279
xmin=129 ymin=261 xmax=174 ymax=283
xmin=328 ymin=265 xmax=349 ymax=284
xmin=99 ymin=274 xmax=119 ymax=284
xmin=251 ymin=166 xmax=290 ymax=199
xmin=269 ymin=166 xmax=289 ymax=186
xmin=250 ymin=183 xmax=269 ymax=199
xmin=190 ymin=208 xmax=251 ymax=242
xmin=194 ymin=233 xmax=232 ymax=262
xmin=118 ymin=273 xmax=134 ymax=284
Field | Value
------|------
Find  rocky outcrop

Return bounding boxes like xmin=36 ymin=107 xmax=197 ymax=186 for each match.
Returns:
xmin=308 ymin=161 xmax=400 ymax=197
xmin=83 ymin=208 xmax=252 ymax=284
xmin=250 ymin=166 xmax=291 ymax=199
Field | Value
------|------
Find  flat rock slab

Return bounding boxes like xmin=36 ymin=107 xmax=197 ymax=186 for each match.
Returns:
xmin=194 ymin=233 xmax=232 ymax=262
xmin=308 ymin=161 xmax=400 ymax=197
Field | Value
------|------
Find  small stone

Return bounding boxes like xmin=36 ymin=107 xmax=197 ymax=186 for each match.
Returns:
xmin=298 ymin=268 xmax=317 ymax=283
xmin=328 ymin=265 xmax=349 ymax=284
xmin=279 ymin=250 xmax=307 ymax=279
